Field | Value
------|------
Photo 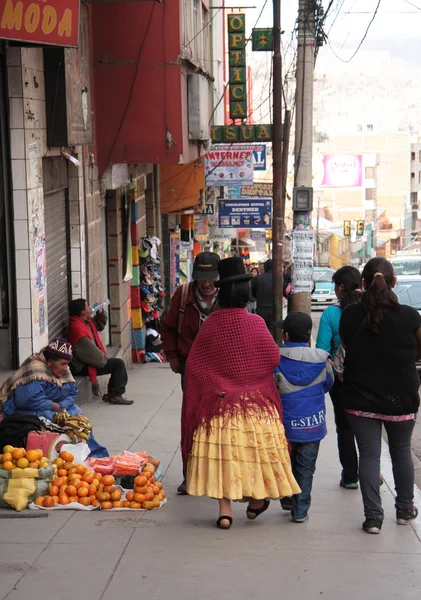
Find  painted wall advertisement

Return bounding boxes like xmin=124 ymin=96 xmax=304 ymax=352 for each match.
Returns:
xmin=0 ymin=0 xmax=80 ymax=47
xmin=291 ymin=230 xmax=315 ymax=293
xmin=205 ymin=144 xmax=254 ymax=186
xmin=28 ymin=186 xmax=46 ymax=338
xmin=317 ymin=154 xmax=363 ymax=188
xmin=170 ymin=233 xmax=180 ymax=296
xmin=218 ymin=199 xmax=272 ymax=229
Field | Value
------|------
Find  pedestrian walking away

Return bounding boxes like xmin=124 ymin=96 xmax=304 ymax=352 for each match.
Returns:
xmin=68 ymin=299 xmax=133 ymax=405
xmin=340 ymin=257 xmax=421 ymax=534
xmin=274 ymin=313 xmax=333 ymax=522
xmin=161 ymin=252 xmax=220 ymax=495
xmin=182 ymin=257 xmax=300 ymax=530
xmin=316 ymin=266 xmax=362 ymax=489
xmin=251 ymin=259 xmax=274 ymax=332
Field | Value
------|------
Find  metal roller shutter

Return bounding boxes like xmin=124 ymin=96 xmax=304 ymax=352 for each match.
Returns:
xmin=44 ymin=189 xmax=69 ymax=341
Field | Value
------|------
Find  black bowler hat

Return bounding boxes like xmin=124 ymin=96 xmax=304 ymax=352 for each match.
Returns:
xmin=215 ymin=257 xmax=253 ymax=287
xmin=192 ymin=252 xmax=220 ymax=281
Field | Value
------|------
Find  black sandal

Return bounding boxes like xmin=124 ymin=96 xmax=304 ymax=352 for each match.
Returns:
xmin=246 ymin=500 xmax=270 ymax=520
xmin=216 ymin=515 xmax=233 ymax=530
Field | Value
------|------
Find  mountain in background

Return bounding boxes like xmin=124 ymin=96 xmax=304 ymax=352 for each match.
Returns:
xmin=314 ymin=37 xmax=421 ymax=138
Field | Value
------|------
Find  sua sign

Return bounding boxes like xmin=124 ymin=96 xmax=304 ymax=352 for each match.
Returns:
xmin=0 ymin=0 xmax=80 ymax=47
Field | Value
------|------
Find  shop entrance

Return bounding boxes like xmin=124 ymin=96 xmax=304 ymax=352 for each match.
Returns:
xmin=43 ymin=157 xmax=70 ymax=341
xmin=0 ymin=47 xmax=14 ymax=369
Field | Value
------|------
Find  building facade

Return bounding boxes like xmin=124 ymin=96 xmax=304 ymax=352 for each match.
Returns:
xmin=0 ymin=0 xmax=214 ymax=373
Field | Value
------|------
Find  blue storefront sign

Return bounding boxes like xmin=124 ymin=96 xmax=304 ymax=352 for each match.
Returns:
xmin=218 ymin=198 xmax=272 ymax=229
xmin=252 ymin=144 xmax=266 ymax=171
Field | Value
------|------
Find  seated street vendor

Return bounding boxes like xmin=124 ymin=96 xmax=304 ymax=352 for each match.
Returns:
xmin=0 ymin=339 xmax=108 ymax=458
xmin=68 ymin=299 xmax=133 ymax=406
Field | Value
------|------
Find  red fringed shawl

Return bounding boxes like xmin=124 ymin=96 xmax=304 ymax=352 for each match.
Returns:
xmin=182 ymin=309 xmax=282 ymax=465
xmin=68 ymin=316 xmax=107 ymax=383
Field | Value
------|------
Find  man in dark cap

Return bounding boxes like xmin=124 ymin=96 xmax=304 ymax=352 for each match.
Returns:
xmin=161 ymin=251 xmax=220 ymax=494
xmin=251 ymin=259 xmax=274 ymax=332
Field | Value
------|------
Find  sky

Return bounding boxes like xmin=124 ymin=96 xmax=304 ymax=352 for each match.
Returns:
xmin=223 ymin=0 xmax=421 ymax=56
xmin=221 ymin=0 xmax=421 ymax=122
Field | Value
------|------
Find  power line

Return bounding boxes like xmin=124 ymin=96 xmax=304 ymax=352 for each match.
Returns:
xmin=403 ymin=0 xmax=421 ymax=9
xmin=327 ymin=0 xmax=383 ymax=63
xmin=183 ymin=7 xmax=223 ymax=52
xmin=209 ymin=0 xmax=269 ymax=124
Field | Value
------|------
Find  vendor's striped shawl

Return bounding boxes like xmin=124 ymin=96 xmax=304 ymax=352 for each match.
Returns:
xmin=0 ymin=351 xmax=75 ymax=407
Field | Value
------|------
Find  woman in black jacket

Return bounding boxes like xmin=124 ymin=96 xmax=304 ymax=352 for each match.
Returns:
xmin=340 ymin=257 xmax=421 ymax=534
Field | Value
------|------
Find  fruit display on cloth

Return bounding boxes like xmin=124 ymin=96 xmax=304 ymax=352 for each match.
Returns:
xmin=32 ymin=459 xmax=167 ymax=510
xmin=33 ymin=450 xmax=106 ymax=509
xmin=117 ymin=463 xmax=166 ymax=510
xmin=0 ymin=445 xmax=55 ymax=511
xmin=0 ymin=445 xmax=50 ymax=471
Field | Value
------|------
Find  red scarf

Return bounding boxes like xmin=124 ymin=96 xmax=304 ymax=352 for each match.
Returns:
xmin=182 ymin=309 xmax=282 ymax=466
xmin=68 ymin=316 xmax=107 ymax=383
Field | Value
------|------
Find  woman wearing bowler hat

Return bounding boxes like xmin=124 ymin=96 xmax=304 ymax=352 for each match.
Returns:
xmin=182 ymin=257 xmax=300 ymax=529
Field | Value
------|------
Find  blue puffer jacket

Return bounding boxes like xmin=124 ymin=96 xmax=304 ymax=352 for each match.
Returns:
xmin=274 ymin=342 xmax=334 ymax=443
xmin=3 ymin=380 xmax=80 ymax=420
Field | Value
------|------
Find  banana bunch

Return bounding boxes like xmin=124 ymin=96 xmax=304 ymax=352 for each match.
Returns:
xmin=53 ymin=410 xmax=92 ymax=442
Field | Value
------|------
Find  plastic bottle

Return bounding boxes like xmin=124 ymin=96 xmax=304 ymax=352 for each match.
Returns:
xmin=92 ymin=299 xmax=110 ymax=313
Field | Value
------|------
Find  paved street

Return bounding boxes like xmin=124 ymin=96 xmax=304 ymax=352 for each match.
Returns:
xmin=0 ymin=363 xmax=421 ymax=600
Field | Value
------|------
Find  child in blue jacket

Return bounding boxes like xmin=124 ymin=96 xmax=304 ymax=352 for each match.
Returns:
xmin=274 ymin=312 xmax=333 ymax=523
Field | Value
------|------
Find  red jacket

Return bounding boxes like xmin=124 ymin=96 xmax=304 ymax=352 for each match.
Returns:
xmin=161 ymin=282 xmax=217 ymax=362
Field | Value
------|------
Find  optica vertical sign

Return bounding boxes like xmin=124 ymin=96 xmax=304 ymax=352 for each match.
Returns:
xmin=0 ymin=0 xmax=80 ymax=47
xmin=228 ymin=13 xmax=247 ymax=120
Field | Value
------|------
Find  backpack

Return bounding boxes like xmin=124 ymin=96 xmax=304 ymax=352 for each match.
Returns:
xmin=333 ymin=344 xmax=346 ymax=381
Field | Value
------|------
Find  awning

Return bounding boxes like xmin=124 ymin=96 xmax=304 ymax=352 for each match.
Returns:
xmin=160 ymin=161 xmax=205 ymax=213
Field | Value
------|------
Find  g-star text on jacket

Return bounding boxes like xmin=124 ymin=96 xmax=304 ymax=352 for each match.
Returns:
xmin=291 ymin=411 xmax=326 ymax=429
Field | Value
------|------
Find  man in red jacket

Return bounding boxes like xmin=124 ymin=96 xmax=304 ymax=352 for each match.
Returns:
xmin=161 ymin=251 xmax=219 ymax=493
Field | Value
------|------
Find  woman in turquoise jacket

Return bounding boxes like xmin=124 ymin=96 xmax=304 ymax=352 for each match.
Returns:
xmin=316 ymin=266 xmax=361 ymax=489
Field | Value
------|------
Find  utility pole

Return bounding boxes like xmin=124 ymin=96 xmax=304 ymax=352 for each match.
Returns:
xmin=272 ymin=0 xmax=283 ymax=342
xmin=290 ymin=0 xmax=317 ymax=315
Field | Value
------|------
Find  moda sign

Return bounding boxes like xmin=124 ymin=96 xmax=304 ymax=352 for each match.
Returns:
xmin=0 ymin=0 xmax=80 ymax=47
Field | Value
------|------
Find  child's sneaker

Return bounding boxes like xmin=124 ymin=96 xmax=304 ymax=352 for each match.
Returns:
xmin=396 ymin=507 xmax=418 ymax=525
xmin=291 ymin=514 xmax=308 ymax=523
xmin=280 ymin=497 xmax=292 ymax=511
xmin=362 ymin=518 xmax=382 ymax=534
xmin=340 ymin=479 xmax=358 ymax=490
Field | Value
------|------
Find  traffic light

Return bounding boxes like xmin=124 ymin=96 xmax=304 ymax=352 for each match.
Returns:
xmin=344 ymin=220 xmax=351 ymax=237
xmin=357 ymin=220 xmax=365 ymax=236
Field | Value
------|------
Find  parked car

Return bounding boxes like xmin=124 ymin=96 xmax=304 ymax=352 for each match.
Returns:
xmin=311 ymin=267 xmax=336 ymax=309
xmin=390 ymin=255 xmax=421 ymax=276
xmin=394 ymin=276 xmax=421 ymax=376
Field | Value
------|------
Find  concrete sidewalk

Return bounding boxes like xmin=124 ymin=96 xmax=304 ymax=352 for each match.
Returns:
xmin=1 ymin=364 xmax=421 ymax=600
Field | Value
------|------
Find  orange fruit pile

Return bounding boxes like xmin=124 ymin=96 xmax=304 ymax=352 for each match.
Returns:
xmin=34 ymin=458 xmax=166 ymax=511
xmin=124 ymin=464 xmax=166 ymax=510
xmin=0 ymin=445 xmax=47 ymax=471
xmin=35 ymin=451 xmax=107 ymax=508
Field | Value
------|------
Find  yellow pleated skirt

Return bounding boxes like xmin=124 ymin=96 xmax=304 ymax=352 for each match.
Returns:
xmin=186 ymin=413 xmax=301 ymax=500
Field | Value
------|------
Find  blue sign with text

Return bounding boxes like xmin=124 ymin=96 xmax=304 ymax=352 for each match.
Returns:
xmin=252 ymin=144 xmax=266 ymax=171
xmin=218 ymin=198 xmax=272 ymax=229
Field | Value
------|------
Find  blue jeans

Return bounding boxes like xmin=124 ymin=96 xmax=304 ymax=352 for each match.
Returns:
xmin=290 ymin=441 xmax=320 ymax=520
xmin=87 ymin=432 xmax=109 ymax=458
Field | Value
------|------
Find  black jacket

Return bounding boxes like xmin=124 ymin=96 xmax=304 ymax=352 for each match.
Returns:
xmin=251 ymin=271 xmax=273 ymax=308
